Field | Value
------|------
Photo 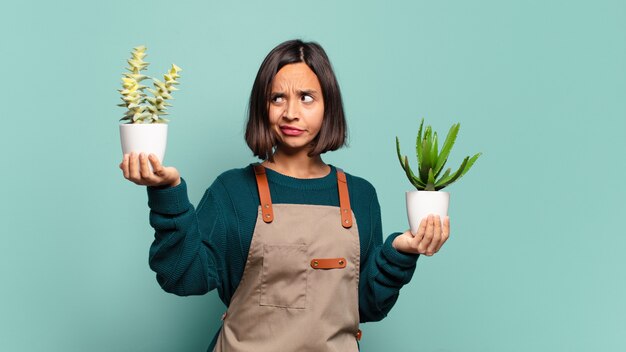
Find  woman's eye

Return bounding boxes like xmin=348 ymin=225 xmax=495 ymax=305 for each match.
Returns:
xmin=271 ymin=95 xmax=284 ymax=103
xmin=301 ymin=94 xmax=313 ymax=103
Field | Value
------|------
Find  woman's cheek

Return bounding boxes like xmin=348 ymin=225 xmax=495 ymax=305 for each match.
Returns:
xmin=268 ymin=107 xmax=281 ymax=124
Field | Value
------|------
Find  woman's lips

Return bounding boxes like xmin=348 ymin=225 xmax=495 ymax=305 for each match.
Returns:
xmin=280 ymin=126 xmax=305 ymax=136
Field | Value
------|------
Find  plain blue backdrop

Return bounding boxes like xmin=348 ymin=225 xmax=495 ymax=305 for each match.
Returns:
xmin=1 ymin=1 xmax=625 ymax=351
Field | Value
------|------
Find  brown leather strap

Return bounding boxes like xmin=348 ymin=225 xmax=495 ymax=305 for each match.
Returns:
xmin=310 ymin=258 xmax=347 ymax=269
xmin=253 ymin=164 xmax=273 ymax=223
xmin=336 ymin=168 xmax=353 ymax=228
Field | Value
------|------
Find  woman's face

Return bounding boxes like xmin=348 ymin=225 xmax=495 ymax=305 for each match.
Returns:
xmin=268 ymin=62 xmax=324 ymax=154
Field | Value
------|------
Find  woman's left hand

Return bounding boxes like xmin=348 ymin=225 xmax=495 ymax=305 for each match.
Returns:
xmin=392 ymin=215 xmax=450 ymax=256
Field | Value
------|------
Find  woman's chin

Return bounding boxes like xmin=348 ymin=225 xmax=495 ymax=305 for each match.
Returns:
xmin=275 ymin=142 xmax=314 ymax=156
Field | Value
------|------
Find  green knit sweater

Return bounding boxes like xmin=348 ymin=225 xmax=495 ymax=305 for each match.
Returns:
xmin=146 ymin=164 xmax=419 ymax=350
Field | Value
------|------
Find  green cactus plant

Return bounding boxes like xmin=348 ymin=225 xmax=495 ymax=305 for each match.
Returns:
xmin=118 ymin=45 xmax=181 ymax=124
xmin=396 ymin=118 xmax=481 ymax=191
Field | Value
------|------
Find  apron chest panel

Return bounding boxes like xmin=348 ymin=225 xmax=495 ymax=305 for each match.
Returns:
xmin=214 ymin=166 xmax=361 ymax=352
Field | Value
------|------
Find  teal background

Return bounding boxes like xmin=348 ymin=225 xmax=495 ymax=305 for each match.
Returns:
xmin=2 ymin=0 xmax=625 ymax=351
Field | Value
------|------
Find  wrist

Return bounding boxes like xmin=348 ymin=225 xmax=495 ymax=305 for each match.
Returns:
xmin=149 ymin=177 xmax=181 ymax=190
xmin=169 ymin=177 xmax=181 ymax=188
xmin=383 ymin=232 xmax=420 ymax=266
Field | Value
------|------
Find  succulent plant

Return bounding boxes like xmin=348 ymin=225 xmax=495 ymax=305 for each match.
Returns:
xmin=118 ymin=45 xmax=181 ymax=124
xmin=396 ymin=118 xmax=481 ymax=191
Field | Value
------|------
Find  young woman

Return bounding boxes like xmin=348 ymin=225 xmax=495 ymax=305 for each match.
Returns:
xmin=119 ymin=39 xmax=450 ymax=352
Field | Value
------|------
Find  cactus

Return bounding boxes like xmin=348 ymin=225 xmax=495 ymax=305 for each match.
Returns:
xmin=396 ymin=118 xmax=481 ymax=191
xmin=118 ymin=45 xmax=181 ymax=124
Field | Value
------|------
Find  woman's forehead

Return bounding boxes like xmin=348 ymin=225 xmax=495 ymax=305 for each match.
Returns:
xmin=272 ymin=63 xmax=321 ymax=91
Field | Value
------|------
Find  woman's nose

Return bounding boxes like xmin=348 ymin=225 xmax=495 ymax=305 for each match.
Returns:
xmin=284 ymin=99 xmax=300 ymax=120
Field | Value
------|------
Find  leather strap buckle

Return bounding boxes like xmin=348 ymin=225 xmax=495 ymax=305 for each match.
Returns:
xmin=310 ymin=258 xmax=347 ymax=269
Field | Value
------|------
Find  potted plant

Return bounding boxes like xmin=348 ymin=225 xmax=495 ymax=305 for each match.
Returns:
xmin=118 ymin=45 xmax=181 ymax=165
xmin=396 ymin=118 xmax=481 ymax=234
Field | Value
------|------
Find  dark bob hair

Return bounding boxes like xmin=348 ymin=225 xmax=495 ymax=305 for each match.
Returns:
xmin=245 ymin=39 xmax=347 ymax=161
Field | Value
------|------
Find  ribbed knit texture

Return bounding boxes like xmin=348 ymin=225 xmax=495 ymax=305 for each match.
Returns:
xmin=146 ymin=164 xmax=419 ymax=351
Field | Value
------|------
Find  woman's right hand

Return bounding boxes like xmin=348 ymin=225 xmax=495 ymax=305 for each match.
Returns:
xmin=119 ymin=152 xmax=181 ymax=188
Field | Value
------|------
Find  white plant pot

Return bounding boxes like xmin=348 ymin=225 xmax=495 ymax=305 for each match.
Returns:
xmin=119 ymin=123 xmax=168 ymax=165
xmin=406 ymin=190 xmax=449 ymax=235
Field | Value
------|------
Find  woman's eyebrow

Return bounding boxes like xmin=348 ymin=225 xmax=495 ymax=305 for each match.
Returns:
xmin=298 ymin=89 xmax=318 ymax=95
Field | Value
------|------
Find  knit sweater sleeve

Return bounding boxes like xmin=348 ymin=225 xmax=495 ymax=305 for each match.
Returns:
xmin=358 ymin=189 xmax=419 ymax=322
xmin=146 ymin=177 xmax=222 ymax=297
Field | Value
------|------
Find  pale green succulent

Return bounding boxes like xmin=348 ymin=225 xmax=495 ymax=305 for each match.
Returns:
xmin=118 ymin=45 xmax=182 ymax=124
xmin=396 ymin=118 xmax=481 ymax=191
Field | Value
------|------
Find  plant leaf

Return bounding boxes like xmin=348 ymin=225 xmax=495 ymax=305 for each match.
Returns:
xmin=137 ymin=112 xmax=152 ymax=119
xmin=434 ymin=123 xmax=459 ymax=177
xmin=431 ymin=131 xmax=438 ymax=172
xmin=427 ymin=168 xmax=436 ymax=191
xmin=404 ymin=156 xmax=426 ymax=189
xmin=457 ymin=152 xmax=482 ymax=180
xmin=419 ymin=127 xmax=432 ymax=182
xmin=396 ymin=137 xmax=426 ymax=188
xmin=396 ymin=137 xmax=405 ymax=169
xmin=436 ymin=152 xmax=481 ymax=189
xmin=415 ymin=118 xmax=424 ymax=167
xmin=435 ymin=168 xmax=451 ymax=184
xmin=434 ymin=156 xmax=469 ymax=190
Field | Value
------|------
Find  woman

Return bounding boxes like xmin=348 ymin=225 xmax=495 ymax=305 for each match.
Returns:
xmin=119 ymin=39 xmax=450 ymax=351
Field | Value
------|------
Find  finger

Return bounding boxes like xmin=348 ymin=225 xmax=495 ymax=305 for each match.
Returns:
xmin=139 ymin=153 xmax=155 ymax=180
xmin=418 ymin=215 xmax=435 ymax=254
xmin=129 ymin=152 xmax=141 ymax=181
xmin=148 ymin=154 xmax=165 ymax=176
xmin=436 ymin=216 xmax=451 ymax=252
xmin=121 ymin=154 xmax=130 ymax=179
xmin=427 ymin=215 xmax=442 ymax=255
xmin=411 ymin=215 xmax=428 ymax=246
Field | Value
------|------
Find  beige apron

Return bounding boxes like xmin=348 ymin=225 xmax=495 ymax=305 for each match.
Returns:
xmin=214 ymin=164 xmax=362 ymax=352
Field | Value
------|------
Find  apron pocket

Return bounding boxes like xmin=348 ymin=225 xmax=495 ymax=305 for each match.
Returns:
xmin=260 ymin=244 xmax=308 ymax=309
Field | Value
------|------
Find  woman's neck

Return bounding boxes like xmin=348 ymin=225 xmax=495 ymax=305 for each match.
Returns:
xmin=261 ymin=149 xmax=330 ymax=179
